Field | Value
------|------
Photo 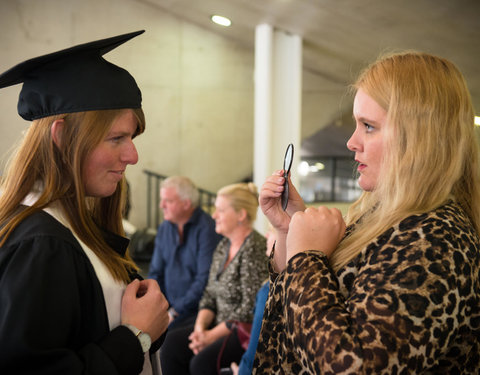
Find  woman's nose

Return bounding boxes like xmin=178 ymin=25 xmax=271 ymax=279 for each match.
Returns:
xmin=346 ymin=130 xmax=361 ymax=152
xmin=122 ymin=140 xmax=139 ymax=165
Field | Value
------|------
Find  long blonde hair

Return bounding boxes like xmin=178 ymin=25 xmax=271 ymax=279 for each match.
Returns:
xmin=331 ymin=51 xmax=480 ymax=270
xmin=0 ymin=108 xmax=145 ymax=283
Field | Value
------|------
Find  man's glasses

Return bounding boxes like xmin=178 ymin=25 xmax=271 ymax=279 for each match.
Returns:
xmin=281 ymin=143 xmax=294 ymax=211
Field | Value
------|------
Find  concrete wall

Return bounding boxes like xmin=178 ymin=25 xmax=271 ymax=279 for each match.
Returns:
xmin=0 ymin=0 xmax=352 ymax=230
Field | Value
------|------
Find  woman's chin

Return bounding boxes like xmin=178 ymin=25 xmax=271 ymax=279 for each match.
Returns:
xmin=358 ymin=177 xmax=375 ymax=192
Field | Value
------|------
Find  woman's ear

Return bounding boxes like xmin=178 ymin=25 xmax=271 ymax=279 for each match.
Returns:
xmin=238 ymin=208 xmax=248 ymax=223
xmin=51 ymin=119 xmax=65 ymax=147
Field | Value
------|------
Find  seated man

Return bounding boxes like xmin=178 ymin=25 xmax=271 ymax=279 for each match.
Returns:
xmin=148 ymin=176 xmax=222 ymax=329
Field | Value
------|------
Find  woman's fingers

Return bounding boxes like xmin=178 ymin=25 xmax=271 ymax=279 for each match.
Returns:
xmin=286 ymin=206 xmax=346 ymax=261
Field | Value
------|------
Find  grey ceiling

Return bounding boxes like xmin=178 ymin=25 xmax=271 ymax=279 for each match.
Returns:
xmin=141 ymin=0 xmax=480 ymax=157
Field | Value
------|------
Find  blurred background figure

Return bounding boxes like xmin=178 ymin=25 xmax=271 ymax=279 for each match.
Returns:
xmin=160 ymin=182 xmax=268 ymax=375
xmin=229 ymin=225 xmax=275 ymax=375
xmin=148 ymin=176 xmax=222 ymax=329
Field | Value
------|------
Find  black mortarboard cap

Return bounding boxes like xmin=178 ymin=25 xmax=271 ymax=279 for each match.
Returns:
xmin=0 ymin=30 xmax=144 ymax=121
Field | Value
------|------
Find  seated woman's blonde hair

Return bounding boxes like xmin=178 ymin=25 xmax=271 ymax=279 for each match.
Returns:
xmin=217 ymin=182 xmax=259 ymax=224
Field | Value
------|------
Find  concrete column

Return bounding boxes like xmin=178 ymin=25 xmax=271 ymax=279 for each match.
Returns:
xmin=271 ymin=29 xmax=302 ymax=186
xmin=253 ymin=23 xmax=273 ymax=200
xmin=253 ymin=24 xmax=302 ymax=234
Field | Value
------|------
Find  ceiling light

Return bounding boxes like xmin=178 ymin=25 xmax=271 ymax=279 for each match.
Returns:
xmin=475 ymin=116 xmax=480 ymax=126
xmin=211 ymin=15 xmax=231 ymax=27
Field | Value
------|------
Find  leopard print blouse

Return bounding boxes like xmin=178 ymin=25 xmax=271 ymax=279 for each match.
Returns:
xmin=253 ymin=202 xmax=480 ymax=374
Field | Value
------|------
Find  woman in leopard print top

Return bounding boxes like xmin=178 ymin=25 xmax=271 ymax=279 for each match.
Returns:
xmin=254 ymin=52 xmax=480 ymax=374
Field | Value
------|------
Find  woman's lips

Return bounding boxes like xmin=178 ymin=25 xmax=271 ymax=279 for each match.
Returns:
xmin=357 ymin=161 xmax=366 ymax=172
xmin=109 ymin=170 xmax=125 ymax=180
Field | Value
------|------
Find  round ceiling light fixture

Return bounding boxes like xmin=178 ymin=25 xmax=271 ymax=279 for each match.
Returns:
xmin=211 ymin=15 xmax=232 ymax=27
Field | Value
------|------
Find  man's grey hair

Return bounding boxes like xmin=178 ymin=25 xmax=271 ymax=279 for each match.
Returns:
xmin=161 ymin=176 xmax=200 ymax=207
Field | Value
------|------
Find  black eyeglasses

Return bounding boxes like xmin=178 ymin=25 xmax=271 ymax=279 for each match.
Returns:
xmin=281 ymin=143 xmax=294 ymax=211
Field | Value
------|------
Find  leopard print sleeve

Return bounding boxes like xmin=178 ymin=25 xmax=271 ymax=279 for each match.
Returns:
xmin=253 ymin=202 xmax=480 ymax=374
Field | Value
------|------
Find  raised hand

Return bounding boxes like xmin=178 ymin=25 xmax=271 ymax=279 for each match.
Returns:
xmin=121 ymin=278 xmax=169 ymax=342
xmin=259 ymin=170 xmax=306 ymax=234
xmin=286 ymin=206 xmax=346 ymax=262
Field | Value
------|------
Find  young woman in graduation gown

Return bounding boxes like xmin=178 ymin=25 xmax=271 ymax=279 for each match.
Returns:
xmin=0 ymin=31 xmax=169 ymax=375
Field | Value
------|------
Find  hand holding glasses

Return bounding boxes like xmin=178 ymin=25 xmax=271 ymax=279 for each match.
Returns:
xmin=281 ymin=143 xmax=294 ymax=211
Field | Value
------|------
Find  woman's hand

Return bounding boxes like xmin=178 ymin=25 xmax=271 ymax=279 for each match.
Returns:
xmin=188 ymin=329 xmax=215 ymax=355
xmin=259 ymin=170 xmax=306 ymax=233
xmin=188 ymin=319 xmax=231 ymax=355
xmin=188 ymin=330 xmax=203 ymax=354
xmin=121 ymin=278 xmax=169 ymax=342
xmin=230 ymin=362 xmax=239 ymax=375
xmin=286 ymin=206 xmax=346 ymax=262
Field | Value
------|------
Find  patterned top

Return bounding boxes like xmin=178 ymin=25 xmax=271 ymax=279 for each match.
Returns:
xmin=253 ymin=202 xmax=480 ymax=374
xmin=199 ymin=229 xmax=268 ymax=324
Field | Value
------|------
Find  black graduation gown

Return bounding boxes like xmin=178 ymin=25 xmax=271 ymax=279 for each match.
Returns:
xmin=0 ymin=209 xmax=147 ymax=374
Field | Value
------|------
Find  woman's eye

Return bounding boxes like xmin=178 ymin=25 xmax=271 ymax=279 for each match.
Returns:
xmin=364 ymin=123 xmax=374 ymax=132
xmin=109 ymin=136 xmax=123 ymax=143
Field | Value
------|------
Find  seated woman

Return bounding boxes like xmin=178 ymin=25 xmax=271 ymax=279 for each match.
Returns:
xmin=160 ymin=182 xmax=268 ymax=375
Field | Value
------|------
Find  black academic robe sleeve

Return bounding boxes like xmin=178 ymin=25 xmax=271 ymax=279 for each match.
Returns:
xmin=0 ymin=211 xmax=144 ymax=375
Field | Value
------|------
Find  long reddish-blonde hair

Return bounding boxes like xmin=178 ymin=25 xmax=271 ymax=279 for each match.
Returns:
xmin=0 ymin=108 xmax=145 ymax=283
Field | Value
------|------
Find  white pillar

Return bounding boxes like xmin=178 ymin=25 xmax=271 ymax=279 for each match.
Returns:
xmin=253 ymin=25 xmax=302 ymax=235
xmin=253 ymin=24 xmax=273 ymax=234
xmin=272 ymin=30 xmax=302 ymax=187
xmin=253 ymin=23 xmax=273 ymax=198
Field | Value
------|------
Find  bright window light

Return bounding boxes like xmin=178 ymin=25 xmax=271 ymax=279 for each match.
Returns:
xmin=475 ymin=116 xmax=480 ymax=126
xmin=298 ymin=161 xmax=310 ymax=176
xmin=211 ymin=15 xmax=231 ymax=27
